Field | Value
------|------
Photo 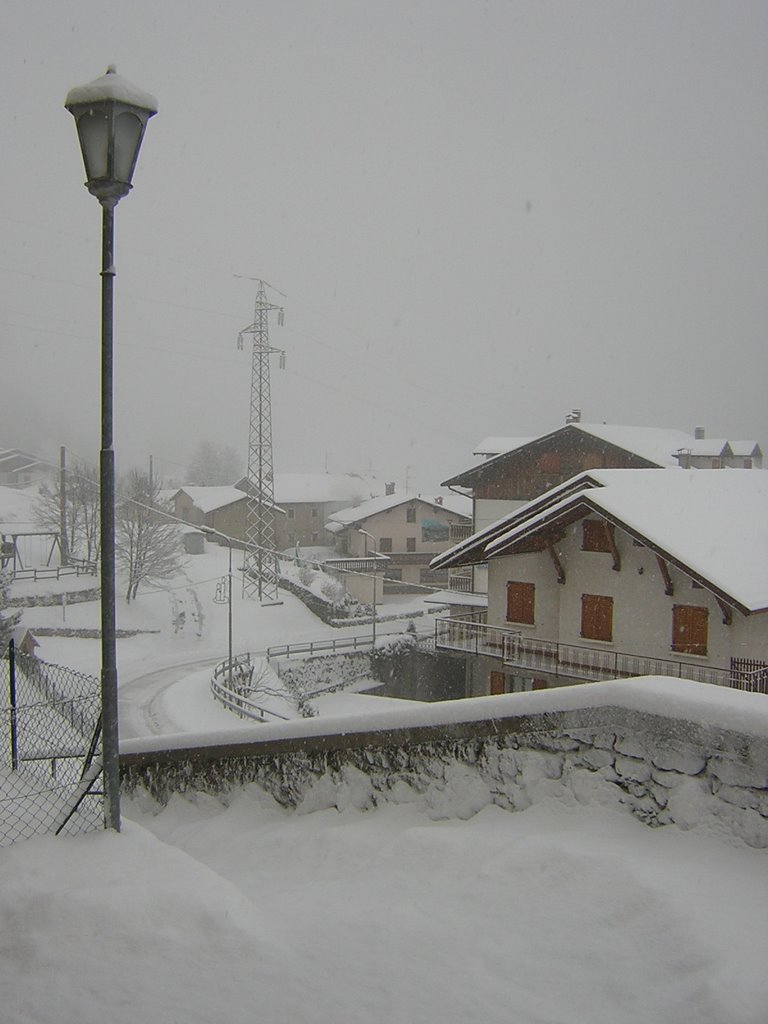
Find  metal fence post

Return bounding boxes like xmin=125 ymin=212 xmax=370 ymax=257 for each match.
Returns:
xmin=8 ymin=638 xmax=18 ymax=771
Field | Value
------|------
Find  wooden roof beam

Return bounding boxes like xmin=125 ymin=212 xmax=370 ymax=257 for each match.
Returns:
xmin=656 ymin=555 xmax=673 ymax=597
xmin=546 ymin=541 xmax=566 ymax=585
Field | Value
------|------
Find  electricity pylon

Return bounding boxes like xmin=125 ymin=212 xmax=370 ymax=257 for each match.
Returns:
xmin=237 ymin=279 xmax=285 ymax=603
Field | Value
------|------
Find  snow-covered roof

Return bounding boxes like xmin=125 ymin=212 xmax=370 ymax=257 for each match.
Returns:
xmin=174 ymin=486 xmax=249 ymax=514
xmin=273 ymin=473 xmax=381 ymax=505
xmin=473 ymin=437 xmax=534 ymax=457
xmin=728 ymin=441 xmax=761 ymax=458
xmin=566 ymin=423 xmax=695 ymax=467
xmin=444 ymin=423 xmax=698 ymax=488
xmin=471 ymin=469 xmax=768 ymax=613
xmin=676 ymin=439 xmax=731 ymax=458
xmin=327 ymin=491 xmax=471 ymax=529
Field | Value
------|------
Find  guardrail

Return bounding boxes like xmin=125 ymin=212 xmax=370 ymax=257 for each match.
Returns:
xmin=210 ymin=654 xmax=290 ymax=723
xmin=266 ymin=634 xmax=377 ymax=660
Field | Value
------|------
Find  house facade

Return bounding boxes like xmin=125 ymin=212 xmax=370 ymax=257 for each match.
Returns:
xmin=326 ymin=492 xmax=471 ymax=593
xmin=432 ymin=469 xmax=768 ymax=698
xmin=269 ymin=473 xmax=381 ymax=551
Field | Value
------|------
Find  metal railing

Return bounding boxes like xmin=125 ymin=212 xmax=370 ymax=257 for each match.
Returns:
xmin=266 ymin=634 xmax=376 ymax=660
xmin=435 ymin=617 xmax=768 ymax=694
xmin=210 ymin=653 xmax=290 ymax=723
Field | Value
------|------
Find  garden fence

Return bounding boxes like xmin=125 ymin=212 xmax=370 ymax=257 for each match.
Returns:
xmin=1 ymin=642 xmax=103 ymax=845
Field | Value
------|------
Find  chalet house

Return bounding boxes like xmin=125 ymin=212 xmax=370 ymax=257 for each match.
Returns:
xmin=431 ymin=469 xmax=768 ymax=699
xmin=326 ymin=492 xmax=471 ymax=593
xmin=441 ymin=420 xmax=762 ymax=598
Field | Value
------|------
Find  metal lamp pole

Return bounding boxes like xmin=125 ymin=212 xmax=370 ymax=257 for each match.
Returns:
xmin=65 ymin=67 xmax=157 ymax=832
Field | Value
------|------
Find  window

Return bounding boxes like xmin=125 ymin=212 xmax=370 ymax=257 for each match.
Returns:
xmin=311 ymin=507 xmax=319 ymax=518
xmin=287 ymin=532 xmax=295 ymax=545
xmin=672 ymin=604 xmax=708 ymax=656
xmin=406 ymin=537 xmax=416 ymax=552
xmin=311 ymin=532 xmax=319 ymax=543
xmin=582 ymin=519 xmax=613 ymax=552
xmin=287 ymin=508 xmax=295 ymax=520
xmin=581 ymin=594 xmax=613 ymax=642
xmin=379 ymin=537 xmax=393 ymax=553
xmin=406 ymin=507 xmax=417 ymax=523
xmin=506 ymin=581 xmax=535 ymax=624
xmin=744 ymin=458 xmax=753 ymax=469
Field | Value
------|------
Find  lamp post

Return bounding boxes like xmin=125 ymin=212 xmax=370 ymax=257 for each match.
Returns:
xmin=358 ymin=529 xmax=378 ymax=646
xmin=202 ymin=527 xmax=234 ymax=689
xmin=65 ymin=67 xmax=157 ymax=832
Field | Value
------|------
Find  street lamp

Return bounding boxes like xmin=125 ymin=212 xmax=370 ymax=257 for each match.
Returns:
xmin=65 ymin=67 xmax=157 ymax=832
xmin=202 ymin=527 xmax=234 ymax=689
xmin=358 ymin=529 xmax=378 ymax=646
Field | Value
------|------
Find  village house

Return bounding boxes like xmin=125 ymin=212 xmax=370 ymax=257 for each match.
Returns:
xmin=326 ymin=491 xmax=471 ymax=593
xmin=431 ymin=469 xmax=768 ymax=699
xmin=170 ymin=486 xmax=284 ymax=545
xmin=269 ymin=473 xmax=381 ymax=551
xmin=440 ymin=417 xmax=762 ymax=599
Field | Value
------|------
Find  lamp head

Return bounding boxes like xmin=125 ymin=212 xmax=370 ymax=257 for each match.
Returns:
xmin=65 ymin=66 xmax=158 ymax=207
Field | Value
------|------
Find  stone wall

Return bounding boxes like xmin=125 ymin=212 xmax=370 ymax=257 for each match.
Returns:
xmin=121 ymin=697 xmax=768 ymax=848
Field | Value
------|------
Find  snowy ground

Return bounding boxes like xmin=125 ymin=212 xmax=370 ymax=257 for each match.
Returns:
xmin=3 ymin=514 xmax=768 ymax=1023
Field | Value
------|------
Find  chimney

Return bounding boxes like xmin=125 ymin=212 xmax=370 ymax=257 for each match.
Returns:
xmin=385 ymin=481 xmax=396 ymax=496
xmin=694 ymin=426 xmax=705 ymax=440
xmin=565 ymin=408 xmax=582 ymax=424
xmin=434 ymin=496 xmax=443 ymax=505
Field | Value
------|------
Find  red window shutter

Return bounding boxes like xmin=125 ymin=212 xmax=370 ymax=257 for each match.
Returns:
xmin=506 ymin=581 xmax=535 ymax=624
xmin=582 ymin=519 xmax=612 ymax=552
xmin=490 ymin=672 xmax=505 ymax=695
xmin=581 ymin=594 xmax=613 ymax=641
xmin=672 ymin=605 xmax=708 ymax=656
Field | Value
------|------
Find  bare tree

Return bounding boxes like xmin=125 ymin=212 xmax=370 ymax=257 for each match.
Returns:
xmin=186 ymin=441 xmax=241 ymax=486
xmin=33 ymin=461 xmax=100 ymax=563
xmin=116 ymin=470 xmax=186 ymax=603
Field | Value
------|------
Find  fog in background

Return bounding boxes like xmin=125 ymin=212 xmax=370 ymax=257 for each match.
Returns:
xmin=2 ymin=1 xmax=766 ymax=492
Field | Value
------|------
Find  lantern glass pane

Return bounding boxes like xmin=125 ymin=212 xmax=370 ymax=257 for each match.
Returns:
xmin=113 ymin=111 xmax=143 ymax=183
xmin=77 ymin=110 xmax=109 ymax=180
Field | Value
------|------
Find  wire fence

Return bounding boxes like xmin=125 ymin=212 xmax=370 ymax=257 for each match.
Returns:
xmin=0 ymin=643 xmax=103 ymax=846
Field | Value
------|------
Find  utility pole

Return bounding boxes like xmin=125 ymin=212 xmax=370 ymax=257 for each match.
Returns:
xmin=237 ymin=279 xmax=285 ymax=603
xmin=59 ymin=446 xmax=69 ymax=566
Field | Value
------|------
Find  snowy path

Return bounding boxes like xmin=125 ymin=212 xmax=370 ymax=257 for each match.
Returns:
xmin=118 ymin=657 xmax=226 ymax=739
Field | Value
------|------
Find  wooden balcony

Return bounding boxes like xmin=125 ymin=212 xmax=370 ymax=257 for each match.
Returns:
xmin=435 ymin=618 xmax=768 ymax=694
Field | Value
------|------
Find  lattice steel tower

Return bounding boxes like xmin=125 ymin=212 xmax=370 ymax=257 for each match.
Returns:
xmin=237 ymin=280 xmax=285 ymax=602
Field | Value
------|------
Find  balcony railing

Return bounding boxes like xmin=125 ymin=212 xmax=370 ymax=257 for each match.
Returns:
xmin=435 ymin=618 xmax=768 ymax=694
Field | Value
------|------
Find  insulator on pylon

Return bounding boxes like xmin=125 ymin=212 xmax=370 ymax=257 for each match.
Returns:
xmin=279 ymin=352 xmax=286 ymax=370
xmin=278 ymin=309 xmax=284 ymax=327
xmin=237 ymin=333 xmax=244 ymax=350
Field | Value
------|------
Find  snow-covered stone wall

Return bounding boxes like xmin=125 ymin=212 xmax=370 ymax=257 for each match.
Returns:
xmin=121 ymin=678 xmax=768 ymax=848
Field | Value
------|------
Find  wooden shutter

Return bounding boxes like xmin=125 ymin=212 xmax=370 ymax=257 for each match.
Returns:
xmin=581 ymin=594 xmax=613 ymax=641
xmin=490 ymin=671 xmax=506 ymax=695
xmin=506 ymin=581 xmax=535 ymax=624
xmin=672 ymin=605 xmax=708 ymax=655
xmin=582 ymin=519 xmax=613 ymax=552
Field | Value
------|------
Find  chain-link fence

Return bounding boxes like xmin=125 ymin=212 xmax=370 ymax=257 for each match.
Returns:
xmin=0 ymin=643 xmax=103 ymax=845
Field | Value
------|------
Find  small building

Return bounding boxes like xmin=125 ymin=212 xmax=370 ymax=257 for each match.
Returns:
xmin=326 ymin=492 xmax=471 ymax=593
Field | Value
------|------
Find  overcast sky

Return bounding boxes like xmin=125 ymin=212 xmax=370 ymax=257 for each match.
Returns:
xmin=2 ymin=1 xmax=766 ymax=492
